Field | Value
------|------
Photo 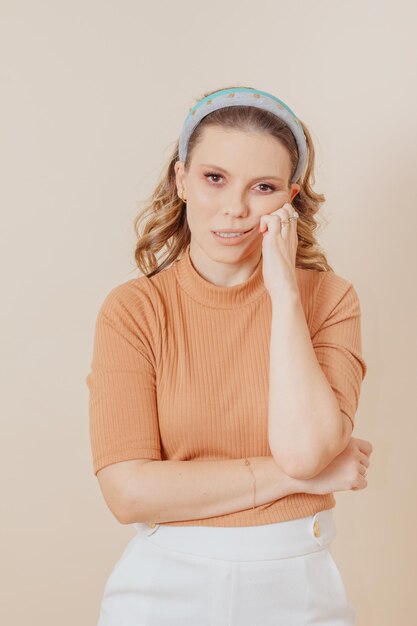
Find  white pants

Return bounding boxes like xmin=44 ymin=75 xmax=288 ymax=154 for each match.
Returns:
xmin=97 ymin=509 xmax=357 ymax=625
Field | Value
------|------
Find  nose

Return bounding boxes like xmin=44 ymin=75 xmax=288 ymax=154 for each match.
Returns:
xmin=222 ymin=199 xmax=249 ymax=218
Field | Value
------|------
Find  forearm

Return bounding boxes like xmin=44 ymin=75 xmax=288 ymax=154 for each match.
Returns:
xmin=122 ymin=455 xmax=301 ymax=525
xmin=268 ymin=292 xmax=344 ymax=477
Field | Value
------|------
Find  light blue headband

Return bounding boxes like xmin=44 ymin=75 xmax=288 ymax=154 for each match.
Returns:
xmin=178 ymin=87 xmax=308 ymax=183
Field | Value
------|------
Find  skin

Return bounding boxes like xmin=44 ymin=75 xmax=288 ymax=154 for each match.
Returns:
xmin=174 ymin=126 xmax=300 ymax=288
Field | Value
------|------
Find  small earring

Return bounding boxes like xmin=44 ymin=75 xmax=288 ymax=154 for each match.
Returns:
xmin=180 ymin=190 xmax=186 ymax=202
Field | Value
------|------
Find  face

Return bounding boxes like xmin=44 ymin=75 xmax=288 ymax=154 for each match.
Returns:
xmin=175 ymin=126 xmax=300 ymax=265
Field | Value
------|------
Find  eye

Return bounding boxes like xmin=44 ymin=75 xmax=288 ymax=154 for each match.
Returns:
xmin=257 ymin=183 xmax=276 ymax=192
xmin=204 ymin=172 xmax=277 ymax=193
xmin=205 ymin=172 xmax=224 ymax=184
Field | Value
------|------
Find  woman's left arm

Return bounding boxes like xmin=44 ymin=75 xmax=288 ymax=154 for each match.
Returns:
xmin=268 ymin=292 xmax=354 ymax=479
xmin=259 ymin=203 xmax=367 ymax=480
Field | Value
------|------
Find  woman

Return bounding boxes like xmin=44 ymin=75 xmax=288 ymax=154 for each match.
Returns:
xmin=86 ymin=85 xmax=373 ymax=625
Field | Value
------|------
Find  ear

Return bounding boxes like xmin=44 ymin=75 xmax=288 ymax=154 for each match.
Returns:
xmin=289 ymin=183 xmax=301 ymax=202
xmin=174 ymin=160 xmax=186 ymax=196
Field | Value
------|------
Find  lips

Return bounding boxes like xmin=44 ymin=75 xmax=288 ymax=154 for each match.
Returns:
xmin=211 ymin=226 xmax=255 ymax=245
xmin=212 ymin=228 xmax=253 ymax=234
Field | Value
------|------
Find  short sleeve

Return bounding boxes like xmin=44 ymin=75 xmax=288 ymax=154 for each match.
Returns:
xmin=85 ymin=280 xmax=162 ymax=476
xmin=311 ymin=273 xmax=367 ymax=431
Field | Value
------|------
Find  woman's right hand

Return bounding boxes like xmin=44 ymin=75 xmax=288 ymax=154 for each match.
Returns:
xmin=302 ymin=437 xmax=373 ymax=495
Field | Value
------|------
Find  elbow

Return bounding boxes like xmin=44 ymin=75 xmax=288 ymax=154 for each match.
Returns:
xmin=271 ymin=412 xmax=353 ymax=480
xmin=276 ymin=439 xmax=346 ymax=480
xmin=115 ymin=502 xmax=134 ymax=525
xmin=117 ymin=488 xmax=150 ymax=525
xmin=117 ymin=512 xmax=135 ymax=526
xmin=115 ymin=495 xmax=148 ymax=525
xmin=279 ymin=458 xmax=323 ymax=480
xmin=269 ymin=436 xmax=323 ymax=478
xmin=271 ymin=443 xmax=343 ymax=481
xmin=271 ymin=451 xmax=319 ymax=480
xmin=103 ymin=493 xmax=136 ymax=525
xmin=96 ymin=460 xmax=152 ymax=526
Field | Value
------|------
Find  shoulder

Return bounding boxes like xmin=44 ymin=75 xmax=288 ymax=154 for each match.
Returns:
xmin=296 ymin=267 xmax=362 ymax=329
xmin=316 ymin=270 xmax=361 ymax=314
xmin=296 ymin=267 xmax=356 ymax=303
xmin=98 ymin=275 xmax=155 ymax=318
xmin=296 ymin=266 xmax=352 ymax=290
xmin=99 ymin=258 xmax=178 ymax=308
xmin=96 ymin=271 xmax=170 ymax=339
xmin=96 ymin=263 xmax=178 ymax=329
xmin=91 ymin=276 xmax=164 ymax=358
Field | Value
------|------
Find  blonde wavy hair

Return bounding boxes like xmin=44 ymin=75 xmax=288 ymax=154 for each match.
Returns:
xmin=133 ymin=84 xmax=332 ymax=278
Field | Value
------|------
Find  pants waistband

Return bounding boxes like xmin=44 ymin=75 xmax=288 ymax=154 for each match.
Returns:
xmin=133 ymin=509 xmax=337 ymax=561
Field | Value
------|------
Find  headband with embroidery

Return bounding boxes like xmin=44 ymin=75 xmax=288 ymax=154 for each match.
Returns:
xmin=178 ymin=87 xmax=307 ymax=183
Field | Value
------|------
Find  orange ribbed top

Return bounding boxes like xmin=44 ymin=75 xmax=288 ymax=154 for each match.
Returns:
xmin=86 ymin=243 xmax=367 ymax=527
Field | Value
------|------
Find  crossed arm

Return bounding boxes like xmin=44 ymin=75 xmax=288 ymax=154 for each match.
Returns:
xmin=267 ymin=290 xmax=356 ymax=479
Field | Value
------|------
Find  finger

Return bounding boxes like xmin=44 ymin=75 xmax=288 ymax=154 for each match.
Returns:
xmin=356 ymin=439 xmax=373 ymax=457
xmin=280 ymin=214 xmax=298 ymax=242
xmin=269 ymin=203 xmax=297 ymax=218
xmin=260 ymin=204 xmax=298 ymax=238
xmin=259 ymin=214 xmax=282 ymax=238
xmin=352 ymin=474 xmax=367 ymax=490
xmin=280 ymin=206 xmax=299 ymax=242
xmin=262 ymin=202 xmax=297 ymax=224
xmin=280 ymin=220 xmax=292 ymax=242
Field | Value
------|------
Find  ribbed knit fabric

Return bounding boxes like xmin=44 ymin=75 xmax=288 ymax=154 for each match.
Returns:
xmin=86 ymin=242 xmax=367 ymax=527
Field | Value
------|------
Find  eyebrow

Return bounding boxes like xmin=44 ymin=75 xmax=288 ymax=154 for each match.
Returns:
xmin=198 ymin=163 xmax=286 ymax=183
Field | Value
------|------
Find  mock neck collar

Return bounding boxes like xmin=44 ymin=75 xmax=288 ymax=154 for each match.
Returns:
xmin=174 ymin=243 xmax=267 ymax=308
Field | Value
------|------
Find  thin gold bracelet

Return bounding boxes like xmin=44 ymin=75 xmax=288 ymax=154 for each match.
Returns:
xmin=244 ymin=458 xmax=257 ymax=509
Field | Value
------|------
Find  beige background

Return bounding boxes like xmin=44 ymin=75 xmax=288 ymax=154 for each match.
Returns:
xmin=2 ymin=1 xmax=416 ymax=624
